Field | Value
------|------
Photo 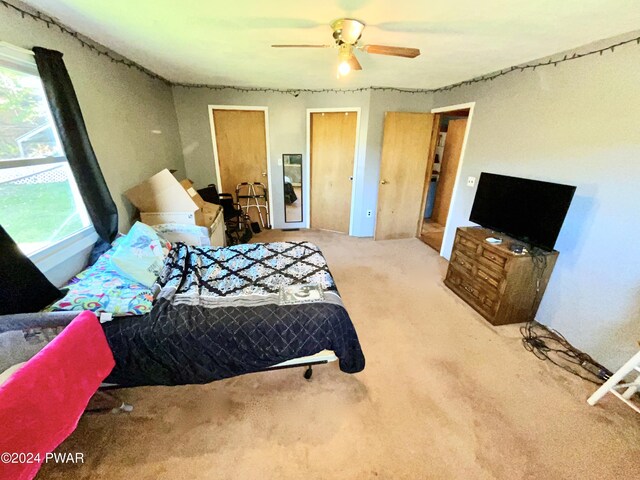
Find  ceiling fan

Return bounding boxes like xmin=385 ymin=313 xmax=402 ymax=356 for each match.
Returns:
xmin=272 ymin=18 xmax=421 ymax=78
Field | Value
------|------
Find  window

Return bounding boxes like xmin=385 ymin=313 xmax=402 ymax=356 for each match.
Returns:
xmin=0 ymin=43 xmax=91 ymax=256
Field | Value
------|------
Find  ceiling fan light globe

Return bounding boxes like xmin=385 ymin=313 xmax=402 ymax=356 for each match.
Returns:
xmin=338 ymin=60 xmax=351 ymax=76
xmin=331 ymin=18 xmax=366 ymax=45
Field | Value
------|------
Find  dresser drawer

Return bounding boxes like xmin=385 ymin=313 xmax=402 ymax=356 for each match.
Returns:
xmin=455 ymin=232 xmax=480 ymax=256
xmin=475 ymin=265 xmax=503 ymax=292
xmin=482 ymin=295 xmax=499 ymax=315
xmin=447 ymin=270 xmax=482 ymax=302
xmin=480 ymin=247 xmax=508 ymax=270
xmin=450 ymin=249 xmax=475 ymax=275
xmin=447 ymin=264 xmax=500 ymax=318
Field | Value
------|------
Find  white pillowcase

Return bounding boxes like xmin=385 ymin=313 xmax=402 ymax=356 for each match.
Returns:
xmin=110 ymin=222 xmax=170 ymax=287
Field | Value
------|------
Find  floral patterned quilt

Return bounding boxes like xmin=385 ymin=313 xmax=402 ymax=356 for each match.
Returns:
xmin=45 ymin=238 xmax=154 ymax=316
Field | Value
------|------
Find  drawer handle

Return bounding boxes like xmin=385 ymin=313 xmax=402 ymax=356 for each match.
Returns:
xmin=479 ymin=272 xmax=488 ymax=280
xmin=463 ymin=285 xmax=473 ymax=293
xmin=459 ymin=260 xmax=465 ymax=265
xmin=488 ymin=254 xmax=498 ymax=261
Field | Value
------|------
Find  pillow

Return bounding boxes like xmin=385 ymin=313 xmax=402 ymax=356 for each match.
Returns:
xmin=0 ymin=225 xmax=63 ymax=315
xmin=46 ymin=235 xmax=153 ymax=317
xmin=110 ymin=222 xmax=170 ymax=287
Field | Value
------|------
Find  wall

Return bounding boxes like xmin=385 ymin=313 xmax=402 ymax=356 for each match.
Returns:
xmin=433 ymin=34 xmax=640 ymax=369
xmin=172 ymin=87 xmax=435 ymax=235
xmin=172 ymin=87 xmax=373 ymax=234
xmin=0 ymin=5 xmax=185 ymax=233
xmin=1 ymin=4 xmax=185 ymax=284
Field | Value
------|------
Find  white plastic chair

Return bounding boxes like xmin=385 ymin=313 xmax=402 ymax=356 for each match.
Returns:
xmin=587 ymin=349 xmax=640 ymax=413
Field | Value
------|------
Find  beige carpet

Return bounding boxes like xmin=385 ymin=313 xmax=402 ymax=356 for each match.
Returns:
xmin=39 ymin=230 xmax=640 ymax=480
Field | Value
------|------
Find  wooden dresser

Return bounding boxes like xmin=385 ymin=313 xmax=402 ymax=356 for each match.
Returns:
xmin=444 ymin=227 xmax=558 ymax=326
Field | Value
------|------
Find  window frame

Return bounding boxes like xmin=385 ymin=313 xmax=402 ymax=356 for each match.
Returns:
xmin=0 ymin=41 xmax=97 ymax=269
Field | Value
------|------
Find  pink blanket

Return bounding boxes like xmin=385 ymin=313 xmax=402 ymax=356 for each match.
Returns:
xmin=0 ymin=311 xmax=115 ymax=480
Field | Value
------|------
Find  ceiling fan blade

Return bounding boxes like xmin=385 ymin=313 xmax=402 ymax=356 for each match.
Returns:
xmin=271 ymin=44 xmax=331 ymax=48
xmin=348 ymin=54 xmax=362 ymax=71
xmin=362 ymin=45 xmax=421 ymax=58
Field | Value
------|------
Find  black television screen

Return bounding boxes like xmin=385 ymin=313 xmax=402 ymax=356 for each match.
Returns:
xmin=469 ymin=173 xmax=576 ymax=251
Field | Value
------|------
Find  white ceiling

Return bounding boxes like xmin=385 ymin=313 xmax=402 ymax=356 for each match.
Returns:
xmin=22 ymin=0 xmax=640 ymax=89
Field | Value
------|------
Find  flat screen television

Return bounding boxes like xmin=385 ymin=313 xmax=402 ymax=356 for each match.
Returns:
xmin=469 ymin=173 xmax=576 ymax=251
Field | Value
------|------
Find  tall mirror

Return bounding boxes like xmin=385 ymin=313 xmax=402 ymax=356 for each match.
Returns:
xmin=283 ymin=154 xmax=303 ymax=223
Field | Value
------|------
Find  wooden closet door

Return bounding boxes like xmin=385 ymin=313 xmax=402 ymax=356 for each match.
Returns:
xmin=212 ymin=109 xmax=268 ymax=223
xmin=375 ymin=112 xmax=435 ymax=240
xmin=431 ymin=118 xmax=467 ymax=225
xmin=310 ymin=111 xmax=357 ymax=233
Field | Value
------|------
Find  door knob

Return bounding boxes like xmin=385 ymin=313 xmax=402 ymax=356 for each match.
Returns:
xmin=349 ymin=176 xmax=353 ymax=181
xmin=262 ymin=172 xmax=267 ymax=177
xmin=380 ymin=179 xmax=389 ymax=185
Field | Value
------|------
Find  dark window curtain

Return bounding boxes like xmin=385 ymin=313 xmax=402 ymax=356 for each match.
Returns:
xmin=0 ymin=225 xmax=63 ymax=315
xmin=33 ymin=47 xmax=118 ymax=243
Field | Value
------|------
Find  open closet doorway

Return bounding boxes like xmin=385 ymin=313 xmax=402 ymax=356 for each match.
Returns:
xmin=419 ymin=105 xmax=473 ymax=253
xmin=308 ymin=109 xmax=359 ymax=234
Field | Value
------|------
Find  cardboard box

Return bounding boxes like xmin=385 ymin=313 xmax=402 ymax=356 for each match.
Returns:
xmin=179 ymin=179 xmax=220 ymax=226
xmin=208 ymin=204 xmax=226 ymax=247
xmin=125 ymin=169 xmax=222 ymax=229
xmin=140 ymin=211 xmax=199 ymax=226
xmin=179 ymin=179 xmax=226 ymax=246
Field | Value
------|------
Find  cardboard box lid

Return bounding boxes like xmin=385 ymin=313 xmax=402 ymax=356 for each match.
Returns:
xmin=180 ymin=179 xmax=221 ymax=216
xmin=179 ymin=179 xmax=205 ymax=208
xmin=125 ymin=169 xmax=198 ymax=213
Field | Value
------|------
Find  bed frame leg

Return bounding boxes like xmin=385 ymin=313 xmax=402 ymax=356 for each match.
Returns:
xmin=304 ymin=365 xmax=313 ymax=380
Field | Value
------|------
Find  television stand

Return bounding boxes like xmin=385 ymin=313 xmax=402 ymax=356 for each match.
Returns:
xmin=444 ymin=227 xmax=558 ymax=326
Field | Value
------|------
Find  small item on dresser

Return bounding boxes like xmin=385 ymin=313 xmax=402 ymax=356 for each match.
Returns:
xmin=485 ymin=236 xmax=503 ymax=245
xmin=509 ymin=243 xmax=527 ymax=255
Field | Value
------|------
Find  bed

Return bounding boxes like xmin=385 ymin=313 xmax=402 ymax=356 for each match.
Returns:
xmin=33 ymin=233 xmax=365 ymax=387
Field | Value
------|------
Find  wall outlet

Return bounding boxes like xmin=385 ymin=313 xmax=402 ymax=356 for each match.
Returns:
xmin=366 ymin=210 xmax=373 ymax=218
xmin=467 ymin=176 xmax=476 ymax=187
